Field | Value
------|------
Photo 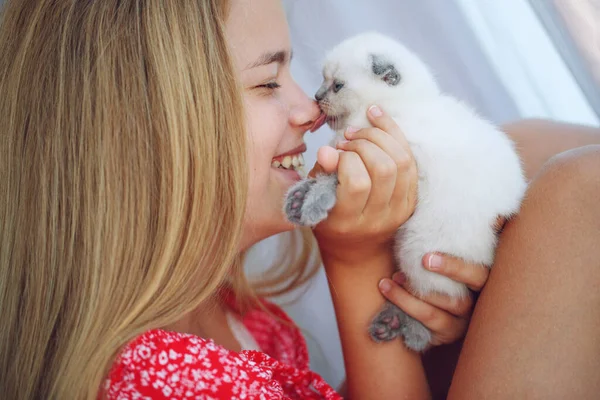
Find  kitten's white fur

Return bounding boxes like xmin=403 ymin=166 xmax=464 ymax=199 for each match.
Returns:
xmin=320 ymin=32 xmax=527 ymax=298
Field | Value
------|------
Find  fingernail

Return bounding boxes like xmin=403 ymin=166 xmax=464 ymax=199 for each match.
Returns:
xmin=392 ymin=271 xmax=406 ymax=285
xmin=379 ymin=279 xmax=392 ymax=293
xmin=336 ymin=140 xmax=350 ymax=148
xmin=368 ymin=105 xmax=383 ymax=117
xmin=427 ymin=254 xmax=443 ymax=270
xmin=345 ymin=126 xmax=358 ymax=137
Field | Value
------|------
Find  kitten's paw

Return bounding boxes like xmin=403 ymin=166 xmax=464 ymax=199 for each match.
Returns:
xmin=369 ymin=302 xmax=432 ymax=351
xmin=284 ymin=178 xmax=318 ymax=225
xmin=369 ymin=302 xmax=405 ymax=342
xmin=402 ymin=315 xmax=432 ymax=352
xmin=284 ymin=174 xmax=338 ymax=226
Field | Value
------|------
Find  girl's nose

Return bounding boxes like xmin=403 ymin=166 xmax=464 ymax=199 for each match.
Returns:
xmin=290 ymin=94 xmax=321 ymax=131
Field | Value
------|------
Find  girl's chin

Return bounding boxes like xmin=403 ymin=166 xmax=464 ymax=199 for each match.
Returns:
xmin=239 ymin=220 xmax=298 ymax=251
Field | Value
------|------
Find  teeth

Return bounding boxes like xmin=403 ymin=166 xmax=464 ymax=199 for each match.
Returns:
xmin=282 ymin=156 xmax=292 ymax=168
xmin=272 ymin=153 xmax=306 ymax=170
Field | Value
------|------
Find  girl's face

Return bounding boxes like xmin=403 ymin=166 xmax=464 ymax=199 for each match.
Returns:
xmin=226 ymin=0 xmax=320 ymax=250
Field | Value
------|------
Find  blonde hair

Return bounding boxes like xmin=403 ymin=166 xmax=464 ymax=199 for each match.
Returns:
xmin=0 ymin=0 xmax=256 ymax=398
xmin=0 ymin=0 xmax=321 ymax=397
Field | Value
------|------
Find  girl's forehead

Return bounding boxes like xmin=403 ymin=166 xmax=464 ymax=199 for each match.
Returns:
xmin=226 ymin=0 xmax=291 ymax=68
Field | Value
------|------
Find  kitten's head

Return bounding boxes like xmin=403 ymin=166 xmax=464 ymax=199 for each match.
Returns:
xmin=315 ymin=32 xmax=439 ymax=132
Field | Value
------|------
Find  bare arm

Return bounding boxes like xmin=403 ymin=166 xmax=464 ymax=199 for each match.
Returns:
xmin=324 ymin=250 xmax=430 ymax=400
xmin=308 ymin=106 xmax=430 ymax=399
xmin=504 ymin=118 xmax=600 ymax=181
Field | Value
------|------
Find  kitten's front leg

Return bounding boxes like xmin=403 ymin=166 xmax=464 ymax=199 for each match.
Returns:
xmin=284 ymin=173 xmax=339 ymax=226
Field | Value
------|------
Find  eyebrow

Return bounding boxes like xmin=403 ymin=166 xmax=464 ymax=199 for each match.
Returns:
xmin=245 ymin=50 xmax=293 ymax=70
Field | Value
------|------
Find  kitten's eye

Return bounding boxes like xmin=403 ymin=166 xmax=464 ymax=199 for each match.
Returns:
xmin=333 ymin=81 xmax=345 ymax=93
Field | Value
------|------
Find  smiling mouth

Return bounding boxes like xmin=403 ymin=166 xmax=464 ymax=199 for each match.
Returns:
xmin=272 ymin=142 xmax=306 ymax=172
xmin=271 ymin=153 xmax=305 ymax=171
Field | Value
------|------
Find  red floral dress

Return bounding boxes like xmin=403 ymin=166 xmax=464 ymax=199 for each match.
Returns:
xmin=103 ymin=297 xmax=342 ymax=399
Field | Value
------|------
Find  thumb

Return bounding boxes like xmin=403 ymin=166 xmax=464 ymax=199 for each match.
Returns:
xmin=308 ymin=146 xmax=339 ymax=178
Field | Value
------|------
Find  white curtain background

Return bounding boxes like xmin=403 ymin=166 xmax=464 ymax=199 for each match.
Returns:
xmin=247 ymin=0 xmax=600 ymax=388
xmin=529 ymin=0 xmax=600 ymax=117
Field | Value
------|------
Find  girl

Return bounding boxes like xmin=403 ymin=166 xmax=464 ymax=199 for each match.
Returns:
xmin=1 ymin=1 xmax=599 ymax=399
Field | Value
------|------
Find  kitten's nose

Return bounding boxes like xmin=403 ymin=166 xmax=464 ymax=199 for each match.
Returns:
xmin=315 ymin=87 xmax=327 ymax=102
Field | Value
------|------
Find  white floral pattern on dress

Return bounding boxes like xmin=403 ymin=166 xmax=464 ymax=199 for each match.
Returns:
xmin=103 ymin=296 xmax=341 ymax=399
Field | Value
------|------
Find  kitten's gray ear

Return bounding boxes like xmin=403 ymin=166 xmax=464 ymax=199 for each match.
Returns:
xmin=370 ymin=54 xmax=401 ymax=86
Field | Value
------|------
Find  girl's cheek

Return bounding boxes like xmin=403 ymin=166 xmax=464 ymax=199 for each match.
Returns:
xmin=260 ymin=100 xmax=288 ymax=136
xmin=244 ymin=93 xmax=289 ymax=154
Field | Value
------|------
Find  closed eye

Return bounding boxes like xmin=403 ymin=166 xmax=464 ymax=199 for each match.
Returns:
xmin=259 ymin=82 xmax=281 ymax=90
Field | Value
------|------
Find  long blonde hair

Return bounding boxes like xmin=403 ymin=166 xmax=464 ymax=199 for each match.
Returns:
xmin=0 ymin=0 xmax=259 ymax=398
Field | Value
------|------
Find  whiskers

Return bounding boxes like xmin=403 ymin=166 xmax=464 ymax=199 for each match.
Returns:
xmin=328 ymin=116 xmax=344 ymax=133
xmin=317 ymin=98 xmax=332 ymax=114
xmin=316 ymin=99 xmax=346 ymax=133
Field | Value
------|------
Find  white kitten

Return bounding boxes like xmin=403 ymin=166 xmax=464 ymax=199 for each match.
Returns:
xmin=284 ymin=32 xmax=527 ymax=351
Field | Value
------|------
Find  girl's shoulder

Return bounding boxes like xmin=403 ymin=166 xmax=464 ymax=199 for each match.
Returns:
xmin=103 ymin=298 xmax=340 ymax=399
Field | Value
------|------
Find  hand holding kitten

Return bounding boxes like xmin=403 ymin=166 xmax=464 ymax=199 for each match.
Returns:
xmin=378 ymin=244 xmax=503 ymax=348
xmin=305 ymin=106 xmax=417 ymax=267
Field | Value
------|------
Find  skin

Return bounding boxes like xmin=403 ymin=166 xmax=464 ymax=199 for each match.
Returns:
xmin=168 ymin=0 xmax=600 ymax=398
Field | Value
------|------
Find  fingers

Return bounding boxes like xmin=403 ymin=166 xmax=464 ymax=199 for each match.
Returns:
xmin=331 ymin=151 xmax=371 ymax=218
xmin=310 ymin=105 xmax=418 ymax=234
xmin=423 ymin=253 xmax=490 ymax=292
xmin=340 ymin=125 xmax=406 ymax=166
xmin=337 ymin=107 xmax=417 ymax=220
xmin=392 ymin=272 xmax=473 ymax=317
xmin=336 ymin=136 xmax=396 ymax=211
xmin=363 ymin=106 xmax=417 ymax=216
xmin=418 ymin=217 xmax=502 ymax=292
xmin=366 ymin=105 xmax=412 ymax=156
xmin=378 ymin=278 xmax=469 ymax=339
xmin=314 ymin=146 xmax=339 ymax=175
